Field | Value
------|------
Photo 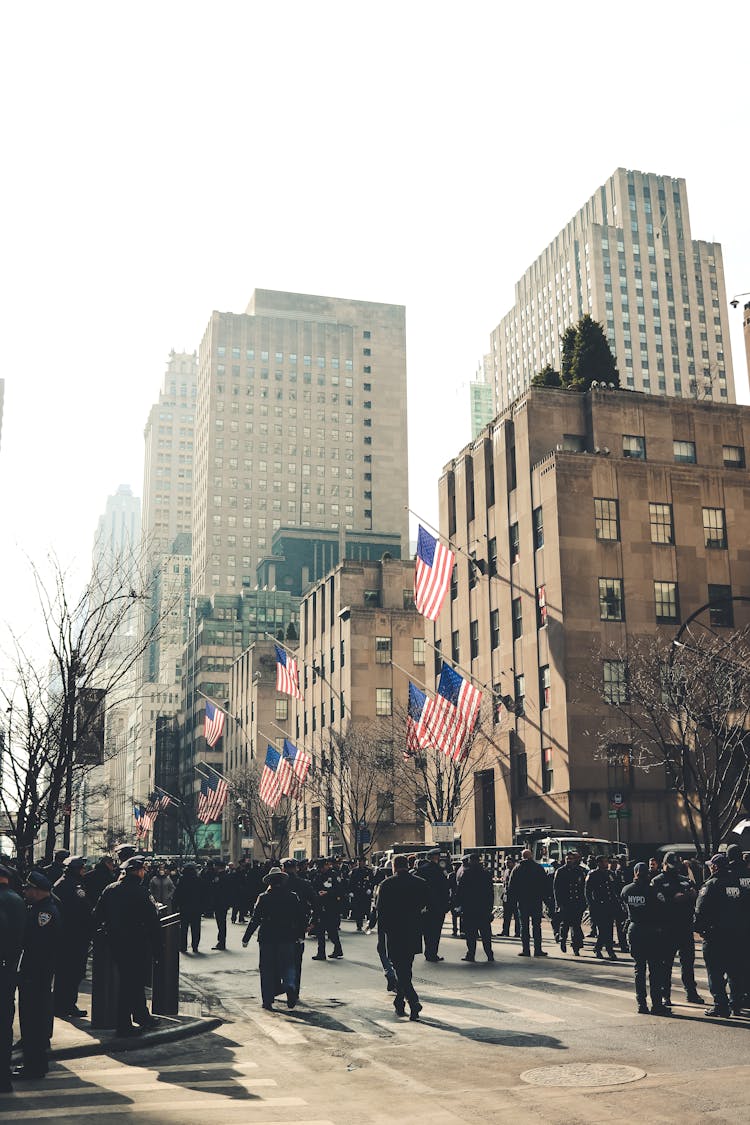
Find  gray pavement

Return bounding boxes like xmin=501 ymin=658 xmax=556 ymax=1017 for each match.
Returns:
xmin=0 ymin=917 xmax=747 ymax=1123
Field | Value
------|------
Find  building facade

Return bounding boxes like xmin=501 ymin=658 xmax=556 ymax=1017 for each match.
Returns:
xmin=489 ymin=169 xmax=735 ymax=412
xmin=437 ymin=385 xmax=750 ymax=851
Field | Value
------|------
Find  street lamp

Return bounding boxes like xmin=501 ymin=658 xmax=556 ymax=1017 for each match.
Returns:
xmin=729 ymin=293 xmax=750 ymax=309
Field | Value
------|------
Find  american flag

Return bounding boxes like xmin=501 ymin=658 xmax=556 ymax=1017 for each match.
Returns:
xmin=278 ymin=738 xmax=312 ymax=796
xmin=197 ymin=772 xmax=229 ymax=823
xmin=204 ymin=700 xmax=226 ymax=748
xmin=275 ymin=645 xmax=301 ymax=699
xmin=405 ymin=682 xmax=429 ymax=758
xmin=259 ymin=745 xmax=283 ymax=809
xmin=422 ymin=663 xmax=482 ymax=762
xmin=133 ymin=803 xmax=154 ymax=839
xmin=414 ymin=525 xmax=455 ymax=621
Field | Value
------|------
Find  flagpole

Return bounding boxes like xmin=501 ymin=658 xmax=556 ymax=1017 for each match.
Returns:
xmin=406 ymin=506 xmax=491 ymax=574
xmin=422 ymin=638 xmax=510 ymax=703
xmin=265 ymin=631 xmax=352 ymax=719
xmin=197 ymin=761 xmax=231 ymax=783
xmin=389 ymin=658 xmax=429 ymax=694
xmin=154 ymin=784 xmax=182 ymax=807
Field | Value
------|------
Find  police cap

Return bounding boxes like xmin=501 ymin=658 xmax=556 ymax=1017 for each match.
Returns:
xmin=114 ymin=844 xmax=137 ymax=859
xmin=662 ymin=851 xmax=680 ymax=869
xmin=0 ymin=865 xmax=13 ymax=880
xmin=633 ymin=862 xmax=648 ymax=877
xmin=25 ymin=871 xmax=52 ymax=891
xmin=63 ymin=855 xmax=87 ymax=870
xmin=709 ymin=853 xmax=728 ymax=869
xmin=122 ymin=856 xmax=146 ymax=873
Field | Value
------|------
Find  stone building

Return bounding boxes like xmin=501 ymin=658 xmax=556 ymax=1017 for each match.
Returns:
xmin=436 ymin=385 xmax=750 ymax=850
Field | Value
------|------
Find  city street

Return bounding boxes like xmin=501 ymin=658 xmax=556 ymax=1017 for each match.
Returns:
xmin=3 ymin=917 xmax=747 ymax=1124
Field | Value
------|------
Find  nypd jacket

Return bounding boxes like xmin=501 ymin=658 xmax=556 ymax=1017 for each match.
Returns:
xmin=693 ymin=872 xmax=747 ymax=937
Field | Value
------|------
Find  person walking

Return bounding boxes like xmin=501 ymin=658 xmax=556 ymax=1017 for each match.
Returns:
xmin=553 ymin=851 xmax=587 ymax=955
xmin=456 ymin=853 xmax=495 ymax=962
xmin=414 ymin=850 xmax=450 ymax=962
xmin=377 ymin=855 xmax=429 ymax=1020
xmin=311 ymin=858 xmax=343 ymax=960
xmin=499 ymin=856 xmax=521 ymax=938
xmin=53 ymin=856 xmax=93 ymax=1019
xmin=506 ymin=849 xmax=549 ymax=958
xmin=349 ymin=858 xmax=374 ymax=932
xmin=585 ymin=855 xmax=620 ymax=960
xmin=0 ymin=865 xmax=26 ymax=1092
xmin=208 ymin=859 xmax=232 ymax=950
xmin=14 ymin=872 xmax=61 ymax=1080
xmin=694 ymin=852 xmax=747 ymax=1017
xmin=149 ymin=864 xmax=175 ymax=911
xmin=172 ymin=863 xmax=204 ymax=953
xmin=94 ymin=856 xmax=162 ymax=1037
xmin=279 ymin=858 xmax=315 ymax=997
xmin=621 ymin=862 xmax=668 ymax=1015
xmin=242 ymin=867 xmax=305 ymax=1010
xmin=651 ymin=852 xmax=704 ymax=1006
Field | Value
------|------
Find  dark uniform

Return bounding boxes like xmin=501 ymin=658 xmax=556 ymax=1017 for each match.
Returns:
xmin=94 ymin=858 xmax=162 ymax=1035
xmin=506 ymin=854 xmax=549 ymax=957
xmin=621 ymin=865 xmax=668 ymax=1014
xmin=377 ymin=864 xmax=429 ymax=1019
xmin=84 ymin=858 xmax=116 ymax=906
xmin=553 ymin=858 xmax=587 ymax=954
xmin=281 ymin=860 xmax=315 ymax=995
xmin=694 ymin=853 xmax=748 ymax=1017
xmin=414 ymin=853 xmax=450 ymax=961
xmin=53 ymin=857 xmax=93 ymax=1018
xmin=242 ymin=869 xmax=305 ymax=1009
xmin=726 ymin=844 xmax=750 ymax=1007
xmin=585 ymin=859 xmax=620 ymax=959
xmin=311 ymin=862 xmax=343 ymax=960
xmin=456 ymin=856 xmax=495 ymax=961
xmin=651 ymin=857 xmax=703 ymax=1005
xmin=0 ymin=869 xmax=25 ymax=1091
xmin=349 ymin=862 xmax=374 ymax=932
xmin=17 ymin=873 xmax=61 ymax=1078
xmin=207 ymin=862 xmax=233 ymax=950
xmin=172 ymin=864 xmax=205 ymax=953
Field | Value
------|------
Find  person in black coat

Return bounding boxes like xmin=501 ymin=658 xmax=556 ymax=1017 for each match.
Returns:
xmin=553 ymin=852 xmax=587 ymax=955
xmin=14 ymin=872 xmax=61 ymax=1080
xmin=414 ymin=850 xmax=450 ymax=962
xmin=84 ymin=856 xmax=116 ymax=906
xmin=377 ymin=855 xmax=429 ymax=1020
xmin=456 ymin=854 xmax=495 ymax=962
xmin=585 ymin=855 xmax=621 ymax=960
xmin=349 ymin=858 xmax=374 ymax=932
xmin=0 ymin=865 xmax=26 ymax=1092
xmin=280 ymin=858 xmax=315 ymax=995
xmin=506 ymin=849 xmax=549 ymax=957
xmin=94 ymin=857 xmax=162 ymax=1036
xmin=242 ymin=868 xmax=305 ymax=1010
xmin=207 ymin=859 xmax=233 ymax=950
xmin=311 ymin=859 xmax=344 ymax=960
xmin=651 ymin=852 xmax=703 ymax=1005
xmin=694 ymin=852 xmax=748 ymax=1017
xmin=53 ymin=856 xmax=94 ymax=1018
xmin=172 ymin=864 xmax=205 ymax=953
xmin=621 ymin=862 xmax=669 ymax=1014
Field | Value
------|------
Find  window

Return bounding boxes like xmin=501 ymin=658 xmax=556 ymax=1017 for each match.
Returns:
xmin=603 ymin=660 xmax=629 ymax=704
xmin=512 ymin=597 xmax=523 ymax=640
xmin=470 ymin=619 xmax=479 ymax=660
xmin=509 ymin=522 xmax=520 ymax=563
xmin=649 ymin=502 xmax=674 ymax=545
xmin=375 ymin=636 xmax=391 ymax=664
xmin=451 ymin=630 xmax=460 ymax=663
xmin=542 ymin=746 xmax=553 ymax=793
xmin=536 ymin=585 xmax=547 ymax=628
xmin=703 ymin=507 xmax=727 ymax=549
xmin=514 ymin=752 xmax=528 ymax=797
xmin=514 ymin=674 xmax=526 ymax=716
xmin=595 ymin=498 xmax=620 ymax=541
xmin=654 ymin=581 xmax=680 ymax=623
xmin=490 ymin=609 xmax=500 ymax=650
xmin=599 ymin=577 xmax=624 ymax=621
xmin=708 ymin=584 xmax=733 ymax=627
xmin=364 ymin=589 xmax=380 ymax=608
xmin=275 ymin=699 xmax=289 ymax=721
xmin=607 ymin=744 xmax=632 ymax=792
xmin=723 ymin=445 xmax=745 ymax=468
xmin=673 ymin=440 xmax=697 ymax=464
xmin=539 ymin=665 xmax=551 ymax=709
xmin=376 ymin=791 xmax=394 ymax=822
xmin=623 ymin=434 xmax=646 ymax=460
xmin=487 ymin=537 xmax=498 ymax=577
xmin=375 ymin=688 xmax=392 ymax=716
xmin=413 ymin=637 xmax=425 ymax=666
xmin=533 ymin=506 xmax=544 ymax=550
xmin=403 ymin=588 xmax=416 ymax=611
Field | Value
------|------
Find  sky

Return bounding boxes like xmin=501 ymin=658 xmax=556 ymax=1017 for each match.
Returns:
xmin=1 ymin=1 xmax=748 ymax=661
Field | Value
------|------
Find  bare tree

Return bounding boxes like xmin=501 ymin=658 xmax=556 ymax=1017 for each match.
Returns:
xmin=0 ymin=550 xmax=179 ymax=867
xmin=590 ymin=631 xmax=750 ymax=858
xmin=227 ymin=762 xmax=296 ymax=861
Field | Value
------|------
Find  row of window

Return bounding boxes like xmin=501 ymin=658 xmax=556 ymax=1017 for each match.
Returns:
xmin=596 ymin=498 xmax=729 ymax=547
xmin=622 ymin=437 xmax=743 ymax=466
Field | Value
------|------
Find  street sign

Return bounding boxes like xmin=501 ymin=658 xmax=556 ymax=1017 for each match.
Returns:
xmin=241 ymin=836 xmax=254 ymax=849
xmin=608 ymin=809 xmax=631 ymax=819
xmin=358 ymin=828 xmax=371 ymax=845
xmin=431 ymin=822 xmax=454 ymax=844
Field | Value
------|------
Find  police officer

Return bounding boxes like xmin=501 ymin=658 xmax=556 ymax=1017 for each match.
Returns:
xmin=553 ymin=851 xmax=587 ymax=955
xmin=14 ymin=872 xmax=61 ymax=1080
xmin=506 ymin=849 xmax=549 ymax=958
xmin=621 ymin=862 xmax=668 ymax=1015
xmin=208 ymin=859 xmax=232 ymax=950
xmin=95 ymin=856 xmax=162 ymax=1036
xmin=414 ymin=850 xmax=450 ymax=962
xmin=725 ymin=844 xmax=750 ymax=1008
xmin=694 ymin=852 xmax=747 ymax=1017
xmin=456 ymin=853 xmax=495 ymax=962
xmin=651 ymin=852 xmax=704 ymax=1006
xmin=311 ymin=858 xmax=343 ymax=960
xmin=378 ymin=855 xmax=430 ymax=1020
xmin=279 ymin=858 xmax=315 ymax=996
xmin=0 ymin=865 xmax=25 ymax=1092
xmin=242 ymin=867 xmax=305 ymax=1010
xmin=53 ymin=855 xmax=94 ymax=1019
xmin=349 ymin=857 xmax=374 ymax=933
xmin=40 ymin=850 xmax=70 ymax=885
xmin=585 ymin=855 xmax=620 ymax=960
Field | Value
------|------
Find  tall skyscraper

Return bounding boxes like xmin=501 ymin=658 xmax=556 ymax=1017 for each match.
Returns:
xmin=470 ymin=357 xmax=495 ymax=439
xmin=489 ymin=168 xmax=735 ymax=412
xmin=191 ymin=290 xmax=409 ymax=601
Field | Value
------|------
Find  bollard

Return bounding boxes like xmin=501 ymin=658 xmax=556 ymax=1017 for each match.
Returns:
xmin=91 ymin=930 xmax=119 ymax=1029
xmin=152 ymin=911 xmax=180 ymax=1016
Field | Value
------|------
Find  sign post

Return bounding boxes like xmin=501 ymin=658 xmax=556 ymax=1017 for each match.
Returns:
xmin=431 ymin=822 xmax=454 ymax=845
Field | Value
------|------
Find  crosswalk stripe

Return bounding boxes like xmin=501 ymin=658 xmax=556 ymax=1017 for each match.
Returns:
xmin=8 ymin=1079 xmax=278 ymax=1099
xmin=479 ymin=981 xmax=565 ymax=1023
xmin=229 ymin=1001 xmax=307 ymax=1044
xmin=57 ymin=1060 xmax=260 ymax=1079
xmin=0 ymin=1108 xmax=319 ymax=1122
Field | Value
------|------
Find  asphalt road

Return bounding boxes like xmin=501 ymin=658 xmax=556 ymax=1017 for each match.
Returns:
xmin=0 ymin=918 xmax=747 ymax=1124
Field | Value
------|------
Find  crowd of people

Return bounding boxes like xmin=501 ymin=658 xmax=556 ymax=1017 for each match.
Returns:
xmin=0 ymin=840 xmax=748 ymax=1094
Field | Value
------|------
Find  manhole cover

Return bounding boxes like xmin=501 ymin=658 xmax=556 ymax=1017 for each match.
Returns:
xmin=520 ymin=1064 xmax=646 ymax=1088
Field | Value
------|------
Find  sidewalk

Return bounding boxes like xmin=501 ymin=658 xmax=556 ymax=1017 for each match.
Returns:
xmin=14 ymin=978 xmax=221 ymax=1062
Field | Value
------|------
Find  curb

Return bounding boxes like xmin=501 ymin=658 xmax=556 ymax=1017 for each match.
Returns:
xmin=47 ymin=1016 xmax=223 ymax=1061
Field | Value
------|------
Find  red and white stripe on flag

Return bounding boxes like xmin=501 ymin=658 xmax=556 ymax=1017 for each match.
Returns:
xmin=414 ymin=526 xmax=455 ymax=621
xmin=276 ymin=653 xmax=301 ymax=699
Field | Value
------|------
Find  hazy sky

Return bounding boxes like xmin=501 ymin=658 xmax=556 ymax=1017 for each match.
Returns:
xmin=1 ymin=1 xmax=748 ymax=655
